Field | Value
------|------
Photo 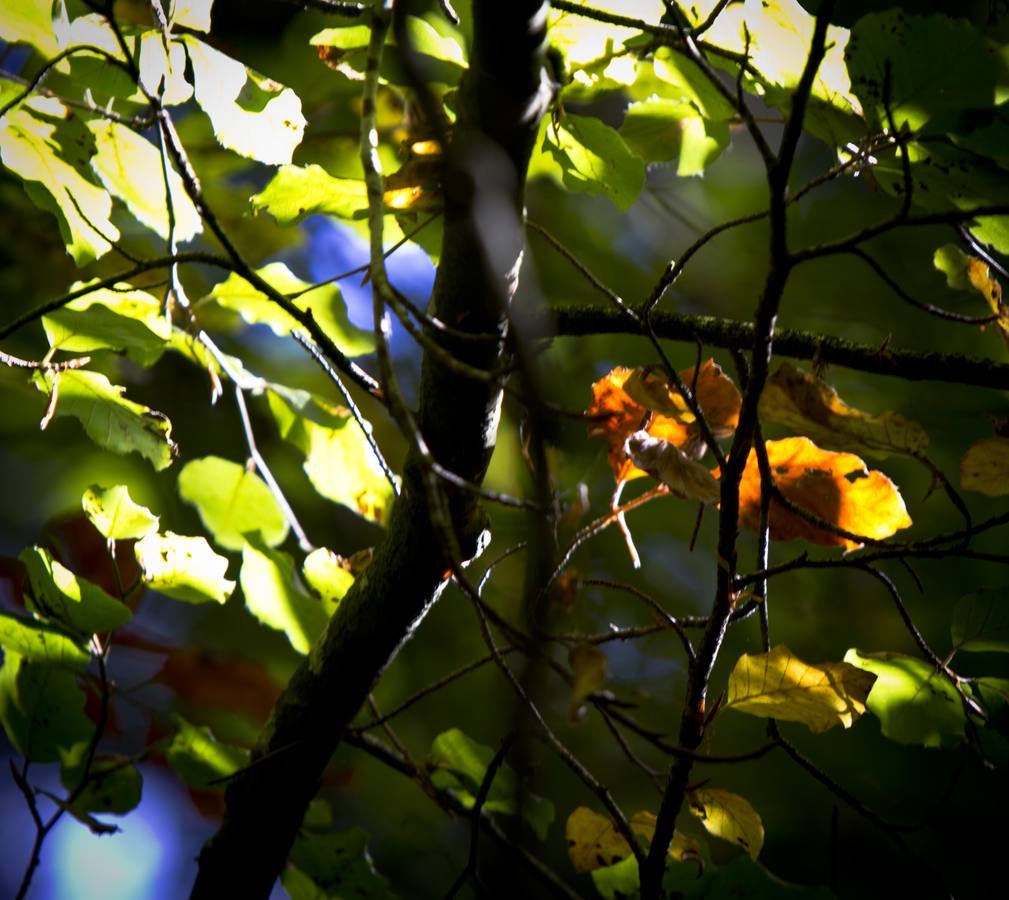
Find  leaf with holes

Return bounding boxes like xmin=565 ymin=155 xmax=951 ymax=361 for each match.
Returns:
xmin=135 ymin=532 xmax=235 ymax=605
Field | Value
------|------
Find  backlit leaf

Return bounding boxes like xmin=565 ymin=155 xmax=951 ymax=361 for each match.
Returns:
xmin=726 ymin=644 xmax=876 ymax=733
xmin=686 ymin=787 xmax=764 ymax=860
xmin=32 ymin=370 xmax=177 ymax=471
xmin=737 ymin=437 xmax=912 ymax=550
xmin=61 ymin=749 xmax=143 ymax=815
xmin=966 ymin=257 xmax=1009 ymax=352
xmin=82 ymin=484 xmax=159 ymax=542
xmin=170 ymin=0 xmax=213 ymax=33
xmin=166 ymin=715 xmax=248 ymax=788
xmin=622 ymin=99 xmax=730 ymax=176
xmin=178 ymin=456 xmax=288 ymax=551
xmin=626 ymin=431 xmax=721 ymax=503
xmin=951 ymin=587 xmax=1009 ymax=654
xmin=88 ymin=120 xmax=201 ymax=243
xmin=268 ymin=390 xmax=394 ymax=524
xmin=933 ymin=243 xmax=972 ymax=291
xmin=758 ymin=363 xmax=929 ymax=459
xmin=960 ymin=436 xmax=1009 ymax=496
xmin=303 ymin=547 xmax=355 ymax=613
xmin=0 ymin=100 xmax=117 ymax=264
xmin=207 ymin=262 xmax=374 ymax=357
xmin=0 ymin=0 xmax=63 ymax=56
xmin=0 ymin=651 xmax=92 ymax=763
xmin=286 ymin=831 xmax=392 ymax=900
xmin=844 ymin=649 xmax=965 ymax=748
xmin=240 ymin=540 xmax=328 ymax=655
xmin=251 ymin=164 xmax=369 ymax=224
xmin=0 ymin=611 xmax=90 ymax=671
xmin=566 ymin=806 xmax=698 ymax=874
xmin=182 ymin=35 xmax=305 ymax=165
xmin=20 ymin=545 xmax=131 ymax=634
xmin=135 ymin=532 xmax=235 ymax=605
xmin=430 ymin=728 xmax=554 ymax=841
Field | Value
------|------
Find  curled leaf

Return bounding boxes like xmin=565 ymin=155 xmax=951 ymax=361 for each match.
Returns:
xmin=967 ymin=257 xmax=1009 ymax=352
xmin=738 ymin=437 xmax=912 ymax=550
xmin=625 ymin=431 xmax=720 ymax=503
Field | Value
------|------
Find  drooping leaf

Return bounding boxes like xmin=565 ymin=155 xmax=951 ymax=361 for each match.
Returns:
xmin=181 ymin=35 xmax=306 ymax=165
xmin=966 ymin=257 xmax=1009 ymax=351
xmin=240 ymin=539 xmax=328 ymax=655
xmin=285 ymin=831 xmax=392 ymax=900
xmin=207 ymin=262 xmax=374 ymax=357
xmin=251 ymin=164 xmax=369 ymax=224
xmin=569 ymin=643 xmax=608 ymax=719
xmin=844 ymin=649 xmax=966 ymax=748
xmin=87 ymin=119 xmax=201 ymax=243
xmin=0 ymin=99 xmax=118 ymax=264
xmin=663 ymin=856 xmax=837 ymax=900
xmin=726 ymin=644 xmax=877 ymax=733
xmin=19 ymin=545 xmax=132 ymax=634
xmin=537 ymin=113 xmax=644 ymax=212
xmin=42 ymin=283 xmax=172 ymax=366
xmin=177 ymin=456 xmax=289 ymax=551
xmin=960 ymin=436 xmax=1009 ymax=496
xmin=686 ymin=787 xmax=764 ymax=860
xmin=758 ymin=364 xmax=929 ymax=459
xmin=626 ymin=430 xmax=721 ymax=503
xmin=134 ymin=532 xmax=235 ymax=605
xmin=430 ymin=728 xmax=555 ymax=842
xmin=32 ymin=369 xmax=177 ymax=471
xmin=951 ymin=587 xmax=1009 ymax=654
xmin=166 ymin=715 xmax=248 ymax=788
xmin=587 ymin=361 xmax=740 ymax=482
xmin=82 ymin=484 xmax=159 ymax=542
xmin=303 ymin=547 xmax=355 ymax=612
xmin=61 ymin=748 xmax=143 ymax=815
xmin=737 ymin=437 xmax=912 ymax=550
xmin=0 ymin=611 xmax=90 ymax=671
xmin=268 ymin=390 xmax=394 ymax=524
xmin=566 ymin=806 xmax=698 ymax=874
xmin=0 ymin=651 xmax=93 ymax=763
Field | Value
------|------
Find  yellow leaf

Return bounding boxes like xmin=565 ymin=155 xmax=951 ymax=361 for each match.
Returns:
xmin=961 ymin=436 xmax=1009 ymax=496
xmin=686 ymin=788 xmax=764 ymax=860
xmin=758 ymin=363 xmax=928 ymax=459
xmin=569 ymin=644 xmax=607 ymax=718
xmin=565 ymin=807 xmax=698 ymax=874
xmin=737 ymin=437 xmax=912 ymax=550
xmin=725 ymin=644 xmax=877 ymax=733
xmin=967 ymin=257 xmax=1009 ymax=352
xmin=625 ymin=431 xmax=720 ymax=503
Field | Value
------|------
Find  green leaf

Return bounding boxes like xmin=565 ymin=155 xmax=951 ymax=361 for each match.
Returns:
xmin=207 ymin=262 xmax=374 ymax=357
xmin=844 ymin=649 xmax=965 ymax=747
xmin=178 ymin=456 xmax=288 ymax=551
xmin=933 ymin=243 xmax=972 ymax=291
xmin=87 ymin=120 xmax=201 ymax=243
xmin=61 ymin=748 xmax=143 ymax=815
xmin=285 ymin=831 xmax=392 ymax=900
xmin=82 ymin=484 xmax=159 ymax=541
xmin=32 ymin=369 xmax=177 ymax=470
xmin=19 ymin=545 xmax=132 ymax=634
xmin=303 ymin=547 xmax=355 ymax=612
xmin=975 ymin=678 xmax=1009 ymax=736
xmin=0 ymin=0 xmax=63 ymax=57
xmin=0 ymin=611 xmax=90 ymax=671
xmin=687 ymin=788 xmax=764 ymax=860
xmin=951 ymin=587 xmax=1009 ymax=654
xmin=591 ymin=855 xmax=641 ymax=900
xmin=663 ymin=856 xmax=837 ymax=899
xmin=240 ymin=539 xmax=329 ymax=655
xmin=41 ymin=283 xmax=171 ymax=366
xmin=250 ymin=164 xmax=369 ymax=224
xmin=166 ymin=715 xmax=248 ymax=788
xmin=537 ymin=113 xmax=644 ymax=212
xmin=0 ymin=651 xmax=93 ymax=763
xmin=650 ymin=47 xmax=736 ymax=121
xmin=725 ymin=644 xmax=876 ymax=733
xmin=620 ymin=99 xmax=729 ymax=176
xmin=268 ymin=389 xmax=394 ymax=524
xmin=846 ymin=12 xmax=995 ymax=134
xmin=430 ymin=728 xmax=555 ymax=842
xmin=0 ymin=99 xmax=118 ymax=264
xmin=135 ymin=532 xmax=235 ymax=604
xmin=182 ymin=35 xmax=306 ymax=165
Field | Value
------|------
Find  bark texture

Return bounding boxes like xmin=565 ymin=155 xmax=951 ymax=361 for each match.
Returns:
xmin=191 ymin=3 xmax=550 ymax=897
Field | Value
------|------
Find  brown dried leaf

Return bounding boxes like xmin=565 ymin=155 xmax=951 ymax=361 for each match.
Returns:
xmin=759 ymin=363 xmax=928 ymax=459
xmin=738 ymin=437 xmax=912 ymax=550
xmin=625 ymin=431 xmax=720 ymax=503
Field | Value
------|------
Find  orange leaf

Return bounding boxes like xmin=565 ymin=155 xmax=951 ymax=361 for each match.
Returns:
xmin=738 ymin=437 xmax=912 ymax=550
xmin=587 ymin=360 xmax=740 ymax=482
xmin=968 ymin=257 xmax=1009 ymax=351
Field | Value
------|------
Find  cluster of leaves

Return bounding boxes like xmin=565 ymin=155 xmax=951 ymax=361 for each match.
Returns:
xmin=0 ymin=1 xmax=1008 ymax=899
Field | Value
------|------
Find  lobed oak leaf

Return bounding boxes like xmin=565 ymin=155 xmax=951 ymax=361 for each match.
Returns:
xmin=725 ymin=644 xmax=877 ymax=733
xmin=738 ymin=437 xmax=912 ymax=550
xmin=759 ymin=363 xmax=928 ymax=459
xmin=961 ymin=435 xmax=1009 ymax=496
xmin=587 ymin=360 xmax=740 ymax=482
